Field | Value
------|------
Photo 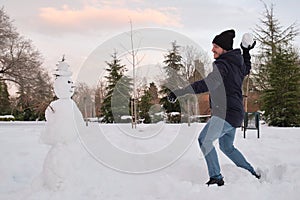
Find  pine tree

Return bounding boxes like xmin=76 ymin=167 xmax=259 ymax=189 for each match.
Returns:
xmin=254 ymin=3 xmax=300 ymax=126
xmin=148 ymin=82 xmax=159 ymax=105
xmin=139 ymin=87 xmax=152 ymax=123
xmin=139 ymin=82 xmax=160 ymax=123
xmin=163 ymin=41 xmax=184 ymax=78
xmin=101 ymin=52 xmax=132 ymax=123
xmin=262 ymin=47 xmax=300 ymax=126
xmin=94 ymin=81 xmax=105 ymax=118
xmin=15 ymin=81 xmax=33 ymax=121
xmin=32 ymin=71 xmax=53 ymax=120
xmin=0 ymin=80 xmax=11 ymax=115
xmin=160 ymin=41 xmax=184 ymax=119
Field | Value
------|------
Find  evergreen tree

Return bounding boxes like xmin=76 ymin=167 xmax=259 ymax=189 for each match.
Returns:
xmin=15 ymin=80 xmax=33 ymax=120
xmin=94 ymin=81 xmax=105 ymax=118
xmin=139 ymin=87 xmax=152 ymax=123
xmin=254 ymin=3 xmax=300 ymax=126
xmin=101 ymin=52 xmax=132 ymax=123
xmin=32 ymin=70 xmax=53 ymax=120
xmin=160 ymin=41 xmax=184 ymax=118
xmin=0 ymin=80 xmax=11 ymax=115
xmin=148 ymin=82 xmax=159 ymax=104
xmin=262 ymin=47 xmax=300 ymax=126
xmin=163 ymin=41 xmax=184 ymax=77
xmin=139 ymin=82 xmax=160 ymax=123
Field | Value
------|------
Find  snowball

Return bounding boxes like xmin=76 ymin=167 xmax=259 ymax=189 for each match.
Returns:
xmin=241 ymin=33 xmax=254 ymax=48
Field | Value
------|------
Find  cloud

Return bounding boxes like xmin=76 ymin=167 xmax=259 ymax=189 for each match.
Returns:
xmin=38 ymin=4 xmax=182 ymax=33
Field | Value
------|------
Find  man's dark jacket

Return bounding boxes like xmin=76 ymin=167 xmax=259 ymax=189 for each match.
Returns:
xmin=175 ymin=48 xmax=251 ymax=127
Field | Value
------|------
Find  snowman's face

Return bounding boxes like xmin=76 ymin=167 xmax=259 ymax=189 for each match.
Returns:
xmin=54 ymin=76 xmax=75 ymax=99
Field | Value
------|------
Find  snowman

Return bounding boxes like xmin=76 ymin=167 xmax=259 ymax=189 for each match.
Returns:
xmin=39 ymin=58 xmax=86 ymax=191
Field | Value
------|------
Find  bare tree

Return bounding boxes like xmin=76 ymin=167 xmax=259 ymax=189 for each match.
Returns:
xmin=123 ymin=20 xmax=145 ymax=128
xmin=181 ymin=45 xmax=211 ymax=82
xmin=95 ymin=81 xmax=106 ymax=118
xmin=0 ymin=7 xmax=17 ymax=50
xmin=0 ymin=8 xmax=53 ymax=120
xmin=181 ymin=45 xmax=199 ymax=80
xmin=73 ymin=82 xmax=95 ymax=118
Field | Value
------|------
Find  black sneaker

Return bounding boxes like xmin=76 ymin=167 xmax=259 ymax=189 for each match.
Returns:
xmin=206 ymin=177 xmax=224 ymax=186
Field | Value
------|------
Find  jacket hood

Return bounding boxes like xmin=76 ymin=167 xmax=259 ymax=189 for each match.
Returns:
xmin=218 ymin=49 xmax=242 ymax=64
xmin=216 ymin=48 xmax=244 ymax=74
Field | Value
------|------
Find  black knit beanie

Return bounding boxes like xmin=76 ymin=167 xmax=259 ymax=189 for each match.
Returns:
xmin=212 ymin=29 xmax=235 ymax=51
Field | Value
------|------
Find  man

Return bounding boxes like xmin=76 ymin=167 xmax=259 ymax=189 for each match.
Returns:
xmin=167 ymin=29 xmax=260 ymax=186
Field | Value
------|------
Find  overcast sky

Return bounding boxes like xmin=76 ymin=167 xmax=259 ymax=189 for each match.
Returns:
xmin=1 ymin=0 xmax=299 ymax=85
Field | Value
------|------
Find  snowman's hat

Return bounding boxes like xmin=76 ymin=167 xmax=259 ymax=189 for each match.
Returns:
xmin=53 ymin=60 xmax=72 ymax=77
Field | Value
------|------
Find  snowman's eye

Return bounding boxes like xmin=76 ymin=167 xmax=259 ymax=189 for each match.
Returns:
xmin=68 ymin=81 xmax=73 ymax=84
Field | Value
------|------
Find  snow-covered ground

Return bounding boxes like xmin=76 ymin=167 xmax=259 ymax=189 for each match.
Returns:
xmin=0 ymin=121 xmax=299 ymax=200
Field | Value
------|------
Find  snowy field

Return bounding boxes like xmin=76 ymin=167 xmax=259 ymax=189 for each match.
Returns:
xmin=0 ymin=121 xmax=299 ymax=200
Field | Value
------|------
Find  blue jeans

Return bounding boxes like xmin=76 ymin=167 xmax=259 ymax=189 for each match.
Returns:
xmin=198 ymin=116 xmax=255 ymax=179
